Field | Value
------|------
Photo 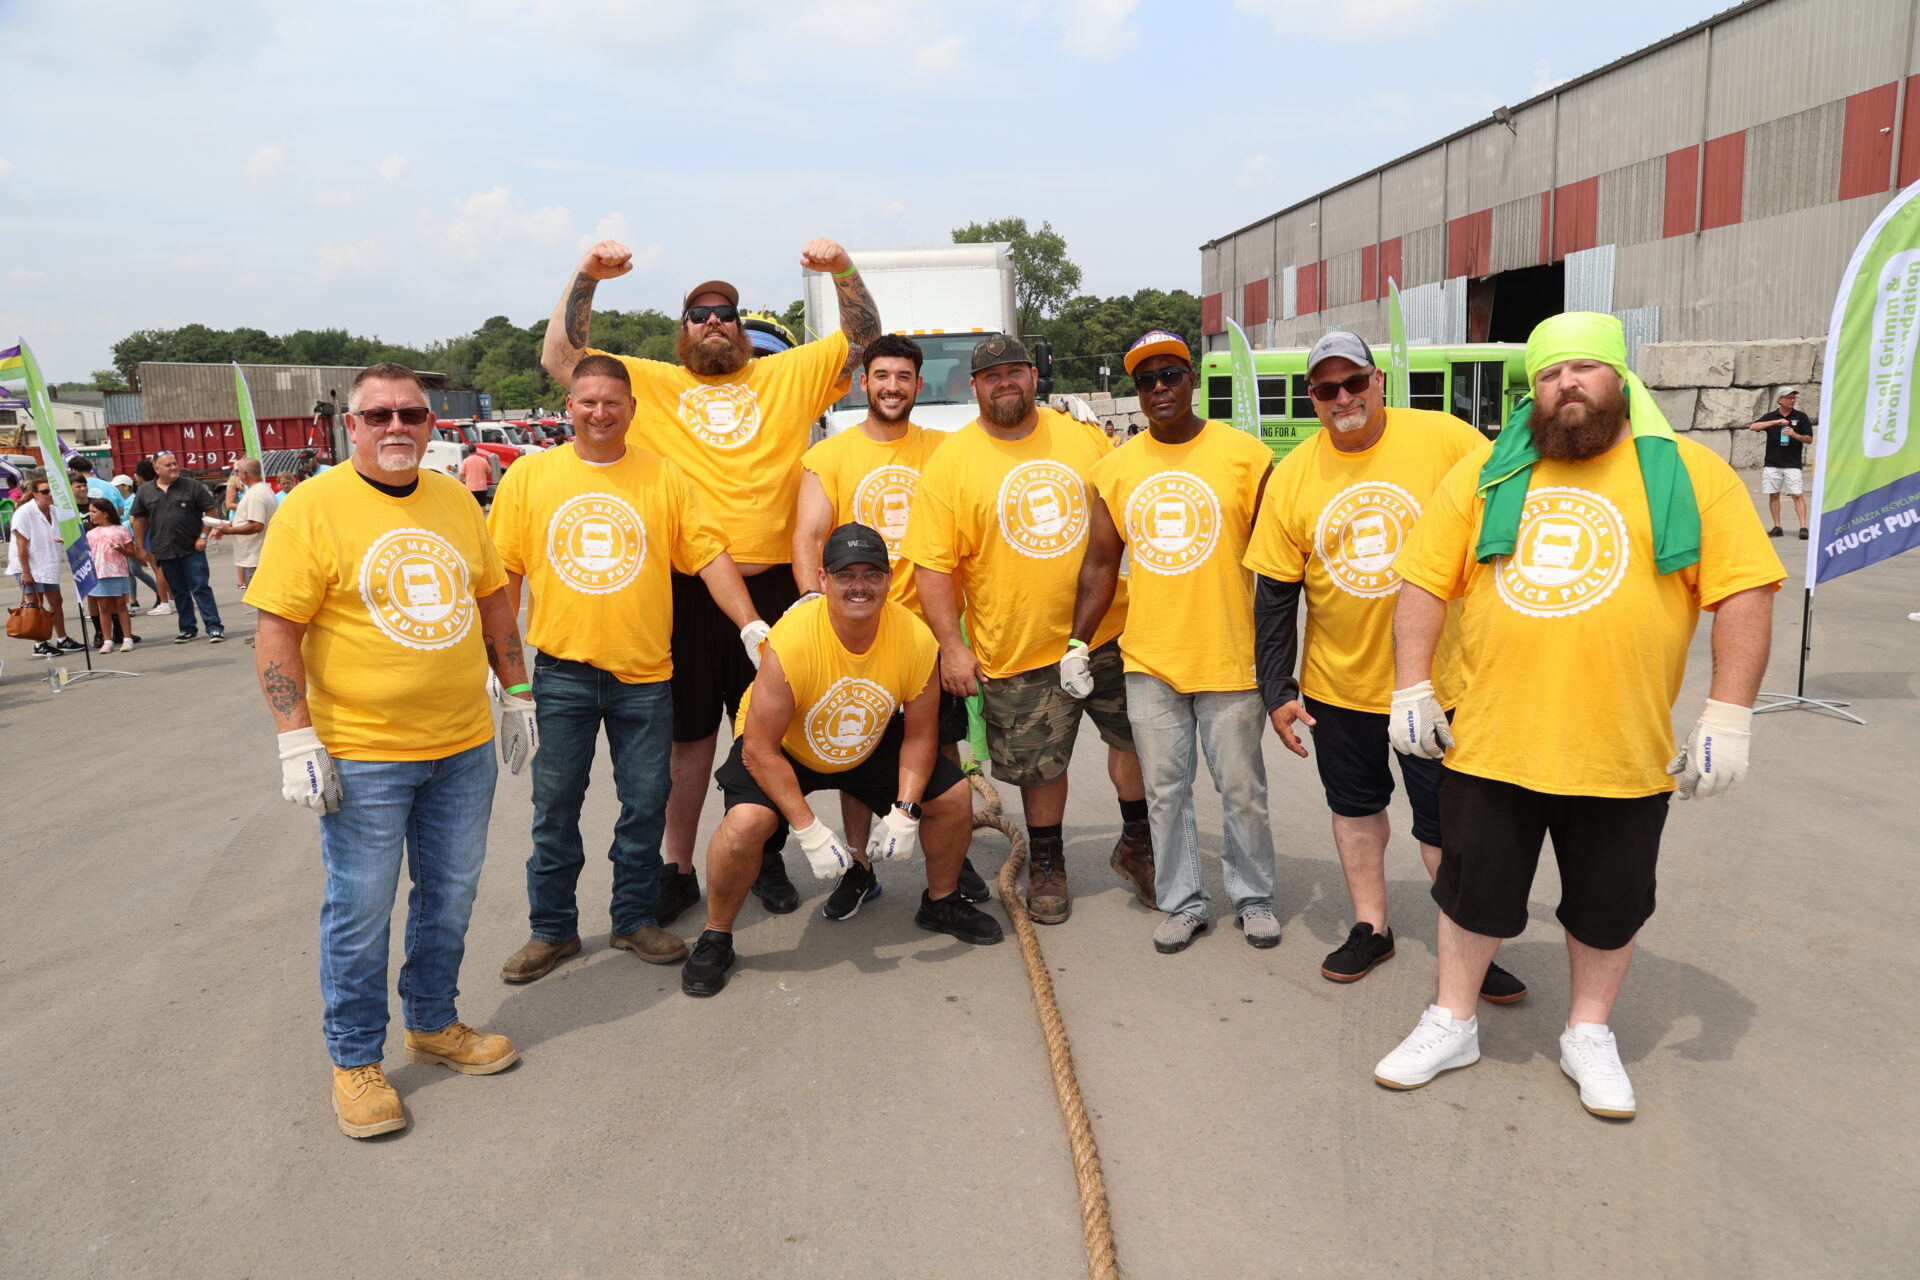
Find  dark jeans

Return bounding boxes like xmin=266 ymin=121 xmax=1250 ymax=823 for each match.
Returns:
xmin=527 ymin=656 xmax=674 ymax=941
xmin=157 ymin=551 xmax=223 ymax=635
xmin=128 ymin=559 xmax=159 ymax=605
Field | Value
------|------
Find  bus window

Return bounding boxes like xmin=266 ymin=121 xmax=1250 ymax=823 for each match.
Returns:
xmin=1410 ymin=371 xmax=1445 ymax=413
xmin=1207 ymin=376 xmax=1232 ymax=420
xmin=1289 ymin=374 xmax=1314 ymax=421
xmin=1257 ymin=375 xmax=1288 ymax=417
xmin=1449 ymin=360 xmax=1506 ymax=435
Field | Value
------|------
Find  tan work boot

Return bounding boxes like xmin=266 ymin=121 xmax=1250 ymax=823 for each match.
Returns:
xmin=332 ymin=1062 xmax=406 ymax=1138
xmin=610 ymin=925 xmax=689 ymax=965
xmin=1026 ymin=835 xmax=1071 ymax=925
xmin=403 ymin=1021 xmax=519 ymax=1075
xmin=500 ymin=936 xmax=581 ymax=983
xmin=1110 ymin=818 xmax=1156 ymax=909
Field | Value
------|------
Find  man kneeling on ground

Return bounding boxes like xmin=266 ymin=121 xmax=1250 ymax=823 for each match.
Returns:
xmin=683 ymin=523 xmax=1002 ymax=997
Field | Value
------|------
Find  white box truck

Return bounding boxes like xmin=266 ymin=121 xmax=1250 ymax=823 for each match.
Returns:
xmin=803 ymin=243 xmax=1019 ymax=436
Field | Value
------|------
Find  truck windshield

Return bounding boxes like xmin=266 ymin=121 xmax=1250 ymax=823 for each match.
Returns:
xmin=832 ymin=334 xmax=990 ymax=412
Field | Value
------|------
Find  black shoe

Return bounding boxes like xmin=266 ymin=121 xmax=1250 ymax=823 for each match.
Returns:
xmin=174 ymin=632 xmax=197 ymax=644
xmin=680 ymin=929 xmax=736 ymax=997
xmin=655 ymin=865 xmax=701 ymax=927
xmin=751 ymin=846 xmax=800 ymax=915
xmin=1768 ymin=526 xmax=1784 ymax=537
xmin=1479 ymin=960 xmax=1528 ymax=1004
xmin=1321 ymin=923 xmax=1396 ymax=982
xmin=956 ymin=856 xmax=990 ymax=904
xmin=1798 ymin=527 xmax=1809 ymax=540
xmin=208 ymin=629 xmax=225 ymax=644
xmin=56 ymin=636 xmax=84 ymax=652
xmin=32 ymin=640 xmax=57 ymax=657
xmin=914 ymin=890 xmax=1004 ymax=945
xmin=822 ymin=861 xmax=881 ymax=921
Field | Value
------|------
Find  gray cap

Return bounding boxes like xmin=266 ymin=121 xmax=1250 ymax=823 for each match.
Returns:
xmin=1306 ymin=331 xmax=1376 ymax=376
xmin=1778 ymin=385 xmax=1798 ymax=397
xmin=970 ymin=333 xmax=1033 ymax=373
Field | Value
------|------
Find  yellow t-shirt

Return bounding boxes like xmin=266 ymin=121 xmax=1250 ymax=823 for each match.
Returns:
xmin=1089 ymin=421 xmax=1271 ymax=693
xmin=488 ymin=443 xmax=728 ymax=683
xmin=1394 ymin=434 xmax=1786 ymax=798
xmin=801 ymin=422 xmax=947 ymax=619
xmin=244 ymin=465 xmax=507 ymax=761
xmin=1244 ymin=408 xmax=1486 ymax=713
xmin=902 ymin=409 xmax=1128 ymax=679
xmin=589 ymin=332 xmax=850 ymax=566
xmin=736 ymin=597 xmax=938 ymax=774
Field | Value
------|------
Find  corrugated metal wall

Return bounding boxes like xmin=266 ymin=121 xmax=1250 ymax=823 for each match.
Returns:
xmin=138 ymin=363 xmax=366 ymax=421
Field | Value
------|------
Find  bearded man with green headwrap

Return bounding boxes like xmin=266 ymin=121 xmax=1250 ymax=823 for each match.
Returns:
xmin=1368 ymin=312 xmax=1785 ymax=1120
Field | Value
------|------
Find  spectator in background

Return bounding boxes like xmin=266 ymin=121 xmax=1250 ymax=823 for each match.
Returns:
xmin=133 ymin=459 xmax=175 ymax=615
xmin=130 ymin=450 xmax=225 ymax=643
xmin=13 ymin=469 xmax=83 ymax=653
xmin=83 ymin=498 xmax=138 ymax=653
xmin=212 ymin=457 xmax=276 ymax=596
xmin=459 ymin=444 xmax=493 ymax=508
xmin=1750 ymin=387 xmax=1814 ymax=540
xmin=111 ymin=474 xmax=160 ymax=613
xmin=274 ymin=472 xmax=301 ymax=508
xmin=71 ymin=458 xmax=125 ymax=518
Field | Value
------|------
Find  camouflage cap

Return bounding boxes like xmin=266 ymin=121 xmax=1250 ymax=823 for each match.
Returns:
xmin=970 ymin=332 xmax=1033 ymax=374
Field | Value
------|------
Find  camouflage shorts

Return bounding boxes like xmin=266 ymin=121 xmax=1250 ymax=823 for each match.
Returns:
xmin=981 ymin=639 xmax=1134 ymax=788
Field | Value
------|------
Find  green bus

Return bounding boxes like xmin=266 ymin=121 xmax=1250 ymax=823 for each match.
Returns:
xmin=1197 ymin=343 xmax=1530 ymax=459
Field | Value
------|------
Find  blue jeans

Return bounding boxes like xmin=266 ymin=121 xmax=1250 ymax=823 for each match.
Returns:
xmin=1124 ymin=674 xmax=1276 ymax=918
xmin=128 ymin=558 xmax=158 ymax=605
xmin=527 ymin=656 xmax=673 ymax=940
xmin=317 ymin=742 xmax=496 ymax=1067
xmin=157 ymin=550 xmax=223 ymax=635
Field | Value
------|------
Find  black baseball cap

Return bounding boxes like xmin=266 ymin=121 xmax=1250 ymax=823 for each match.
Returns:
xmin=970 ymin=332 xmax=1033 ymax=374
xmin=822 ymin=522 xmax=890 ymax=572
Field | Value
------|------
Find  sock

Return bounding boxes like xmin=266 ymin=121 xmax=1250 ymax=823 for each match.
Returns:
xmin=1028 ymin=822 xmax=1063 ymax=843
xmin=1120 ymin=798 xmax=1148 ymax=824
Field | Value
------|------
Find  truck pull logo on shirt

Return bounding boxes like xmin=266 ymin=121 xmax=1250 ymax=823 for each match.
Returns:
xmin=678 ymin=383 xmax=762 ymax=449
xmin=852 ymin=463 xmax=922 ymax=549
xmin=1494 ymin=486 xmax=1631 ymax=618
xmin=997 ymin=459 xmax=1088 ymax=559
xmin=545 ymin=492 xmax=647 ymax=594
xmin=803 ymin=675 xmax=897 ymax=766
xmin=1123 ymin=470 xmax=1221 ymax=576
xmin=358 ymin=527 xmax=475 ymax=650
xmin=1314 ymin=481 xmax=1422 ymax=598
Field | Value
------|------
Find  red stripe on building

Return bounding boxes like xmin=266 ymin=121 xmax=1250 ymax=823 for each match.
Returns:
xmin=1297 ymin=262 xmax=1320 ymax=315
xmin=1840 ymin=81 xmax=1898 ymax=200
xmin=1378 ymin=238 xmax=1402 ymax=297
xmin=1552 ymin=177 xmax=1598 ymax=260
xmin=1360 ymin=244 xmax=1378 ymax=303
xmin=1242 ymin=279 xmax=1270 ymax=327
xmin=1201 ymin=292 xmax=1223 ymax=335
xmin=1446 ymin=209 xmax=1492 ymax=278
xmin=1701 ymin=130 xmax=1745 ymax=230
xmin=1663 ymin=146 xmax=1699 ymax=237
xmin=1901 ymin=75 xmax=1920 ymax=187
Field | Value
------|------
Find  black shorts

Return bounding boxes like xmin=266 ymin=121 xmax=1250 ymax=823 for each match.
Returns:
xmin=1304 ymin=696 xmax=1444 ymax=847
xmin=714 ymin=715 xmax=968 ymax=823
xmin=670 ymin=568 xmax=800 ymax=742
xmin=1432 ymin=768 xmax=1670 ymax=950
xmin=936 ymin=688 xmax=967 ymax=747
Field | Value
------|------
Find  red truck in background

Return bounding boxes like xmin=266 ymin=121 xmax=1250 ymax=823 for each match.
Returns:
xmin=108 ymin=416 xmax=336 ymax=483
xmin=435 ymin=420 xmax=522 ymax=474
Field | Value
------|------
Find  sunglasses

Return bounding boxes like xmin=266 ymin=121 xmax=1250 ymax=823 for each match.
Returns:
xmin=684 ymin=305 xmax=740 ymax=326
xmin=1132 ymin=367 xmax=1191 ymax=392
xmin=830 ymin=569 xmax=889 ymax=588
xmin=353 ymin=407 xmax=433 ymax=427
xmin=32 ymin=488 xmax=51 ymax=496
xmin=1309 ymin=372 xmax=1375 ymax=402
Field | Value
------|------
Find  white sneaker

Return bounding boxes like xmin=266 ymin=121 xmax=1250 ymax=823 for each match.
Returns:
xmin=151 ymin=601 xmax=175 ymax=615
xmin=1559 ymin=1023 xmax=1636 ymax=1118
xmin=1374 ymin=1004 xmax=1480 ymax=1089
xmin=99 ymin=640 xmax=115 ymax=653
xmin=1909 ymin=611 xmax=1920 ymax=622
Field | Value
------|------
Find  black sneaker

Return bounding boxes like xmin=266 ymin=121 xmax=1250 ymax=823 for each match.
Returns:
xmin=32 ymin=640 xmax=57 ymax=657
xmin=655 ymin=865 xmax=701 ymax=927
xmin=913 ymin=890 xmax=1004 ymax=945
xmin=1321 ymin=923 xmax=1396 ymax=982
xmin=208 ymin=629 xmax=225 ymax=644
xmin=174 ymin=632 xmax=197 ymax=644
xmin=1797 ymin=528 xmax=1809 ymax=540
xmin=680 ymin=930 xmax=736 ymax=997
xmin=751 ymin=846 xmax=800 ymax=915
xmin=822 ymin=861 xmax=881 ymax=921
xmin=1480 ymin=961 xmax=1528 ymax=1004
xmin=956 ymin=856 xmax=990 ymax=904
xmin=1768 ymin=525 xmax=1784 ymax=537
xmin=56 ymin=636 xmax=84 ymax=652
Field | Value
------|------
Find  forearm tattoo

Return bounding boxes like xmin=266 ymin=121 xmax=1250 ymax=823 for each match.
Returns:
xmin=565 ymin=272 xmax=597 ymax=350
xmin=834 ymin=270 xmax=881 ymax=379
xmin=263 ymin=659 xmax=301 ymax=718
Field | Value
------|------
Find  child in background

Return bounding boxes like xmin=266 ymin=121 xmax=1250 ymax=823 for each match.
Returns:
xmin=84 ymin=498 xmax=138 ymax=653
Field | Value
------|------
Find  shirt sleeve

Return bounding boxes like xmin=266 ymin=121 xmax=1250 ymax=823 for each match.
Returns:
xmin=1242 ymin=461 xmax=1308 ymax=581
xmin=900 ymin=457 xmax=960 ymax=573
xmin=486 ymin=465 xmax=527 ymax=575
xmin=1393 ymin=455 xmax=1480 ymax=602
xmin=1687 ymin=450 xmax=1788 ymax=610
xmin=128 ymin=488 xmax=150 ymax=520
xmin=242 ymin=516 xmax=326 ymax=622
xmin=668 ymin=465 xmax=729 ymax=575
xmin=466 ymin=497 xmax=508 ymax=597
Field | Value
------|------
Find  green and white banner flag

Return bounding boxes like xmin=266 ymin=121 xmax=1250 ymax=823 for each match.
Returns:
xmin=233 ymin=363 xmax=261 ymax=459
xmin=1224 ymin=317 xmax=1260 ymax=437
xmin=1386 ymin=277 xmax=1411 ymax=409
xmin=1810 ymin=180 xmax=1920 ymax=585
xmin=16 ymin=338 xmax=97 ymax=593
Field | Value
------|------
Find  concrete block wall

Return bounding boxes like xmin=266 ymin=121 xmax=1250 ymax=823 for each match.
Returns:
xmin=1638 ymin=339 xmax=1822 ymax=469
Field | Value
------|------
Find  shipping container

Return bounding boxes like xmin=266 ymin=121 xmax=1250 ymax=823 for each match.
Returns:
xmin=103 ymin=391 xmax=146 ymax=425
xmin=107 ymin=416 xmax=336 ymax=481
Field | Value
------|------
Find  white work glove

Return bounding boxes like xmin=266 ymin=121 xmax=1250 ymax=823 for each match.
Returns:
xmin=741 ymin=619 xmax=771 ymax=670
xmin=497 ymin=692 xmax=539 ymax=775
xmin=277 ymin=726 xmax=341 ymax=814
xmin=794 ymin=819 xmax=855 ymax=879
xmin=788 ymin=592 xmax=822 ymax=612
xmin=1666 ymin=699 xmax=1752 ymax=800
xmin=1053 ymin=394 xmax=1102 ymax=426
xmin=865 ymin=807 xmax=921 ymax=862
xmin=1387 ymin=680 xmax=1454 ymax=759
xmin=1059 ymin=642 xmax=1094 ymax=699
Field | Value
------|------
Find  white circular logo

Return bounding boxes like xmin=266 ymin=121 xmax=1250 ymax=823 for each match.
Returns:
xmin=678 ymin=383 xmax=762 ymax=449
xmin=996 ymin=459 xmax=1088 ymax=559
xmin=803 ymin=676 xmax=897 ymax=766
xmin=357 ymin=527 xmax=475 ymax=650
xmin=1494 ymin=486 xmax=1631 ymax=618
xmin=851 ymin=463 xmax=921 ymax=552
xmin=1313 ymin=481 xmax=1422 ymax=598
xmin=545 ymin=492 xmax=647 ymax=595
xmin=1123 ymin=470 xmax=1221 ymax=576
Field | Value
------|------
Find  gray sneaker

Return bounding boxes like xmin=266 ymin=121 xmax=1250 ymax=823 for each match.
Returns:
xmin=1152 ymin=909 xmax=1208 ymax=954
xmin=1236 ymin=904 xmax=1281 ymax=948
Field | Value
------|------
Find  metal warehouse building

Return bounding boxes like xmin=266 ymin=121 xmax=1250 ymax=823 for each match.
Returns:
xmin=1199 ymin=0 xmax=1914 ymax=357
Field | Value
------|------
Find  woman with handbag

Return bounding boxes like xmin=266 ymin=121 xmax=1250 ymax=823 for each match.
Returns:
xmin=11 ymin=471 xmax=83 ymax=654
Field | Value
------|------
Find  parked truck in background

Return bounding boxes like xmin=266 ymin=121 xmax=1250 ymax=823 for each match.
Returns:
xmin=803 ymin=243 xmax=1023 ymax=436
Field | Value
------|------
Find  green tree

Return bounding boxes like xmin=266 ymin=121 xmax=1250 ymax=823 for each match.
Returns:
xmin=492 ymin=373 xmax=541 ymax=410
xmin=952 ymin=216 xmax=1083 ymax=336
xmin=90 ymin=368 xmax=129 ymax=392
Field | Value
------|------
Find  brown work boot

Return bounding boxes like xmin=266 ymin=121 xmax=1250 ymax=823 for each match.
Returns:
xmin=1026 ymin=835 xmax=1071 ymax=925
xmin=610 ymin=925 xmax=689 ymax=965
xmin=1110 ymin=818 xmax=1156 ymax=909
xmin=500 ymin=936 xmax=581 ymax=983
xmin=403 ymin=1021 xmax=519 ymax=1075
xmin=332 ymin=1062 xmax=405 ymax=1138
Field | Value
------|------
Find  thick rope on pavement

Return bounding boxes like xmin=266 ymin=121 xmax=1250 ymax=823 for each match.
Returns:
xmin=968 ymin=771 xmax=1121 ymax=1280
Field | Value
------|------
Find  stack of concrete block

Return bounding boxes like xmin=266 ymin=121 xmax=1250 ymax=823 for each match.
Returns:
xmin=1636 ymin=339 xmax=1823 ymax=468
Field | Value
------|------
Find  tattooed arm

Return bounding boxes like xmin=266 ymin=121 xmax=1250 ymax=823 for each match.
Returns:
xmin=800 ymin=236 xmax=881 ymax=380
xmin=477 ymin=587 xmax=530 ymax=690
xmin=255 ymin=610 xmax=313 ymax=732
xmin=542 ymin=240 xmax=634 ymax=388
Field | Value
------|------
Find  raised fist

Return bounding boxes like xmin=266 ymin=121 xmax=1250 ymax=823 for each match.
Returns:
xmin=579 ymin=240 xmax=634 ymax=281
xmin=800 ymin=238 xmax=852 ymax=275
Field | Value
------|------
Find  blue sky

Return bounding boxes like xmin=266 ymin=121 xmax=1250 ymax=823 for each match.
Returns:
xmin=1 ymin=0 xmax=1721 ymax=380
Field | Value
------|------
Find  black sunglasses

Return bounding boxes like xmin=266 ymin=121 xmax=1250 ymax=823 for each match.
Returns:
xmin=684 ymin=305 xmax=740 ymax=326
xmin=1132 ymin=367 xmax=1192 ymax=392
xmin=354 ymin=407 xmax=434 ymax=426
xmin=1309 ymin=371 xmax=1375 ymax=402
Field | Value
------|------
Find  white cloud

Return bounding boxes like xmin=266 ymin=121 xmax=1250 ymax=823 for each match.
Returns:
xmin=1060 ymin=0 xmax=1140 ymax=61
xmin=315 ymin=240 xmax=380 ymax=278
xmin=1530 ymin=59 xmax=1571 ymax=95
xmin=0 ymin=155 xmax=12 ymax=177
xmin=442 ymin=186 xmax=577 ymax=260
xmin=246 ymin=146 xmax=284 ymax=181
xmin=575 ymin=213 xmax=661 ymax=271
xmin=379 ymin=154 xmax=406 ymax=181
xmin=915 ymin=34 xmax=963 ymax=75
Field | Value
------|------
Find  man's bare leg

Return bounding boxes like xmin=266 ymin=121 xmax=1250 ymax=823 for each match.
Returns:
xmin=1435 ymin=911 xmax=1503 ymax=1022
xmin=1107 ymin=745 xmax=1144 ymax=803
xmin=920 ymin=784 xmax=971 ymax=899
xmin=840 ymin=793 xmax=872 ymax=853
xmin=1019 ymin=774 xmax=1068 ymax=825
xmin=1567 ymin=933 xmax=1637 ymax=1027
xmin=701 ymin=804 xmax=780 ymax=934
xmin=664 ymin=735 xmax=719 ymax=872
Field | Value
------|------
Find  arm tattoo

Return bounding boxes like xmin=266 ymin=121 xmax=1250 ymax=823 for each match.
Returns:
xmin=833 ymin=270 xmax=881 ymax=379
xmin=263 ymin=660 xmax=301 ymax=718
xmin=484 ymin=632 xmax=501 ymax=672
xmin=565 ymin=272 xmax=597 ymax=350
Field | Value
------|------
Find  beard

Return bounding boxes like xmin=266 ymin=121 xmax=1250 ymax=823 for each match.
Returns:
xmin=985 ymin=388 xmax=1033 ymax=428
xmin=1529 ymin=378 xmax=1629 ymax=461
xmin=677 ymin=326 xmax=752 ymax=377
xmin=870 ymin=391 xmax=915 ymax=424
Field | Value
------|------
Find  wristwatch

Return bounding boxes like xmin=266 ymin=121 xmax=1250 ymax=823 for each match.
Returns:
xmin=893 ymin=800 xmax=922 ymax=821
